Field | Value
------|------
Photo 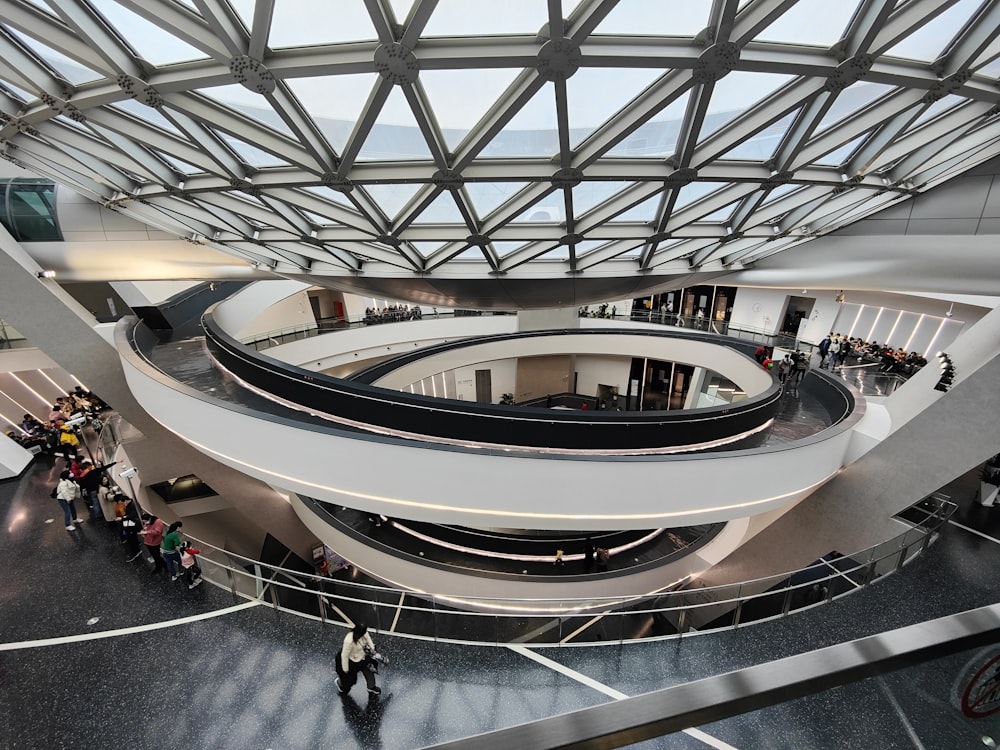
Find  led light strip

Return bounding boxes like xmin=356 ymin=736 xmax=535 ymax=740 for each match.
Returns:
xmin=159 ymin=414 xmax=842 ymax=523
xmin=387 ymin=521 xmax=665 ymax=563
xmin=9 ymin=373 xmax=51 ymax=409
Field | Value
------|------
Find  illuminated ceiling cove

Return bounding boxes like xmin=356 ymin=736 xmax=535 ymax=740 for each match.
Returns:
xmin=1 ymin=0 xmax=999 ymax=306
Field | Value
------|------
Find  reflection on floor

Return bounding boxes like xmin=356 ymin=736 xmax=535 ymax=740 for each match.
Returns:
xmin=3 ymin=455 xmax=1000 ymax=749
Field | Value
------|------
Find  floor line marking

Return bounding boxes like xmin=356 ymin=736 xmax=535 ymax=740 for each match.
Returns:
xmin=327 ymin=601 xmax=354 ymax=626
xmin=0 ymin=601 xmax=261 ymax=651
xmin=877 ymin=677 xmax=926 ymax=750
xmin=508 ymin=644 xmax=738 ymax=750
xmin=561 ymin=614 xmax=605 ymax=644
xmin=949 ymin=519 xmax=1000 ymax=546
xmin=389 ymin=592 xmax=405 ymax=633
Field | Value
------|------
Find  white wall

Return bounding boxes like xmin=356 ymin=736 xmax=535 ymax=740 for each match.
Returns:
xmin=212 ymin=280 xmax=312 ymax=340
xmin=267 ymin=316 xmax=518 ymax=371
xmin=729 ymin=287 xmax=796 ymax=336
xmin=574 ymin=355 xmax=630 ymax=397
xmin=730 ymin=287 xmax=990 ymax=347
xmin=453 ymin=359 xmax=517 ymax=402
xmin=882 ymin=301 xmax=1000 ymax=433
xmin=110 ymin=281 xmax=202 ymax=307
xmin=0 ymin=347 xmax=58 ymax=373
xmin=119 ymin=340 xmax=858 ymax=530
xmin=374 ymin=332 xmax=773 ymax=396
xmin=0 ymin=432 xmax=31 ymax=480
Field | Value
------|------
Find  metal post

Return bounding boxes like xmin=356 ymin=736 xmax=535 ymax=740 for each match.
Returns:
xmin=893 ymin=545 xmax=908 ymax=573
xmin=781 ymin=586 xmax=794 ymax=616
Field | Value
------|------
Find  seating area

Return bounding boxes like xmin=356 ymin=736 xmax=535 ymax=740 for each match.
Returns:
xmin=821 ymin=334 xmax=928 ymax=377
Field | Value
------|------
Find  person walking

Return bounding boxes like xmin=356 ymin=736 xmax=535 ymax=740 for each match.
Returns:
xmin=139 ymin=513 xmax=166 ymax=575
xmin=160 ymin=521 xmax=184 ymax=581
xmin=336 ymin=623 xmax=381 ymax=697
xmin=817 ymin=333 xmax=832 ymax=369
xmin=54 ymin=469 xmax=84 ymax=531
xmin=777 ymin=355 xmax=790 ymax=385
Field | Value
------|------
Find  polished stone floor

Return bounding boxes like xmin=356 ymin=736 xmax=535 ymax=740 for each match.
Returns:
xmin=3 ymin=455 xmax=1000 ymax=750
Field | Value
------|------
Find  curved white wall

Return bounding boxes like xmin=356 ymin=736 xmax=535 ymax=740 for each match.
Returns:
xmin=212 ymin=279 xmax=312 ymax=340
xmin=0 ymin=433 xmax=31 ymax=480
xmin=371 ymin=332 xmax=773 ymax=396
xmin=291 ymin=492 xmax=754 ymax=604
xmin=267 ymin=315 xmax=517 ymax=371
xmin=119 ymin=341 xmax=853 ymax=530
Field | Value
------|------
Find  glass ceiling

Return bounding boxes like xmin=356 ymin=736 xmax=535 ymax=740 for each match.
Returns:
xmin=0 ymin=0 xmax=998 ymax=284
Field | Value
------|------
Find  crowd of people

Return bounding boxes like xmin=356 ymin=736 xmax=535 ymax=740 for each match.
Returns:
xmin=817 ymin=333 xmax=928 ymax=375
xmin=578 ymin=303 xmax=618 ymax=319
xmin=18 ymin=386 xmax=205 ymax=590
xmin=362 ymin=304 xmax=422 ymax=325
xmin=5 ymin=386 xmax=107 ymax=458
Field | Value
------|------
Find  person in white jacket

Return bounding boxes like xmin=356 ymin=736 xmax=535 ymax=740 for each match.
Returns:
xmin=336 ymin=623 xmax=380 ymax=696
xmin=54 ymin=469 xmax=84 ymax=531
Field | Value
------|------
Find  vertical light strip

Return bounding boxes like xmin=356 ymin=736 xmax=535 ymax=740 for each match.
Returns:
xmin=926 ymin=318 xmax=948 ymax=357
xmin=10 ymin=373 xmax=50 ymax=409
xmin=0 ymin=388 xmax=35 ymax=422
xmin=867 ymin=307 xmax=884 ymax=342
xmin=886 ymin=311 xmax=904 ymax=347
xmin=847 ymin=304 xmax=865 ymax=339
xmin=430 ymin=374 xmax=437 ymax=398
xmin=419 ymin=380 xmax=426 ymax=396
xmin=38 ymin=370 xmax=64 ymax=393
xmin=904 ymin=314 xmax=925 ymax=351
xmin=0 ymin=411 xmax=28 ymax=435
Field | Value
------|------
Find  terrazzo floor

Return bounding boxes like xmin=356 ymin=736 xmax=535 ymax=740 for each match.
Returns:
xmin=3 ymin=455 xmax=1000 ymax=749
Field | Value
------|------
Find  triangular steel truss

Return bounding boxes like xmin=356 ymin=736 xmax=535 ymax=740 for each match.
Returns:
xmin=0 ymin=0 xmax=998 ymax=281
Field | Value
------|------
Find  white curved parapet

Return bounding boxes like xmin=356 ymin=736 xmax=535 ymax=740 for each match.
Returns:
xmin=117 ymin=327 xmax=857 ymax=530
xmin=0 ymin=433 xmax=32 ymax=480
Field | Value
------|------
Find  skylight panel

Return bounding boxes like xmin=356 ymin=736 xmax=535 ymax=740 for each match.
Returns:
xmin=89 ymin=0 xmax=210 ymax=65
xmin=422 ymin=0 xmax=548 ymax=36
xmin=754 ymin=0 xmax=860 ymax=47
xmin=567 ymin=68 xmax=664 ymax=149
xmin=420 ymin=68 xmax=522 ymax=149
xmin=286 ymin=74 xmax=377 ymax=153
xmin=6 ymin=31 xmax=104 ymax=84
xmin=480 ymin=83 xmax=558 ymax=159
xmin=883 ymin=0 xmax=982 ymax=61
xmin=592 ymin=0 xmax=713 ymax=36
xmin=268 ymin=0 xmax=377 ymax=47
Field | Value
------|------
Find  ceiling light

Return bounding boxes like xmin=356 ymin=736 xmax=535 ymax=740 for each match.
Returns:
xmin=36 ymin=270 xmax=56 ymax=279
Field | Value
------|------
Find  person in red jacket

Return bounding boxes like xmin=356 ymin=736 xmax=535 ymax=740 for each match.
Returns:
xmin=139 ymin=513 xmax=166 ymax=576
xmin=179 ymin=542 xmax=203 ymax=589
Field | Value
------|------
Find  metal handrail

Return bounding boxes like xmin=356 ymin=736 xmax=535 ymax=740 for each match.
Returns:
xmin=421 ymin=602 xmax=1000 ymax=749
xmin=170 ymin=493 xmax=954 ymax=646
xmin=241 ymin=310 xmax=457 ymax=350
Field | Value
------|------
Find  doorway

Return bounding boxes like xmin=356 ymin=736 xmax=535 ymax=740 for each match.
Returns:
xmin=780 ymin=296 xmax=815 ymax=336
xmin=475 ymin=369 xmax=492 ymax=403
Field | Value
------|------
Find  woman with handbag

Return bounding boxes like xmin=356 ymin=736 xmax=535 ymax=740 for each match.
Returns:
xmin=335 ymin=623 xmax=381 ymax=696
xmin=54 ymin=470 xmax=84 ymax=531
